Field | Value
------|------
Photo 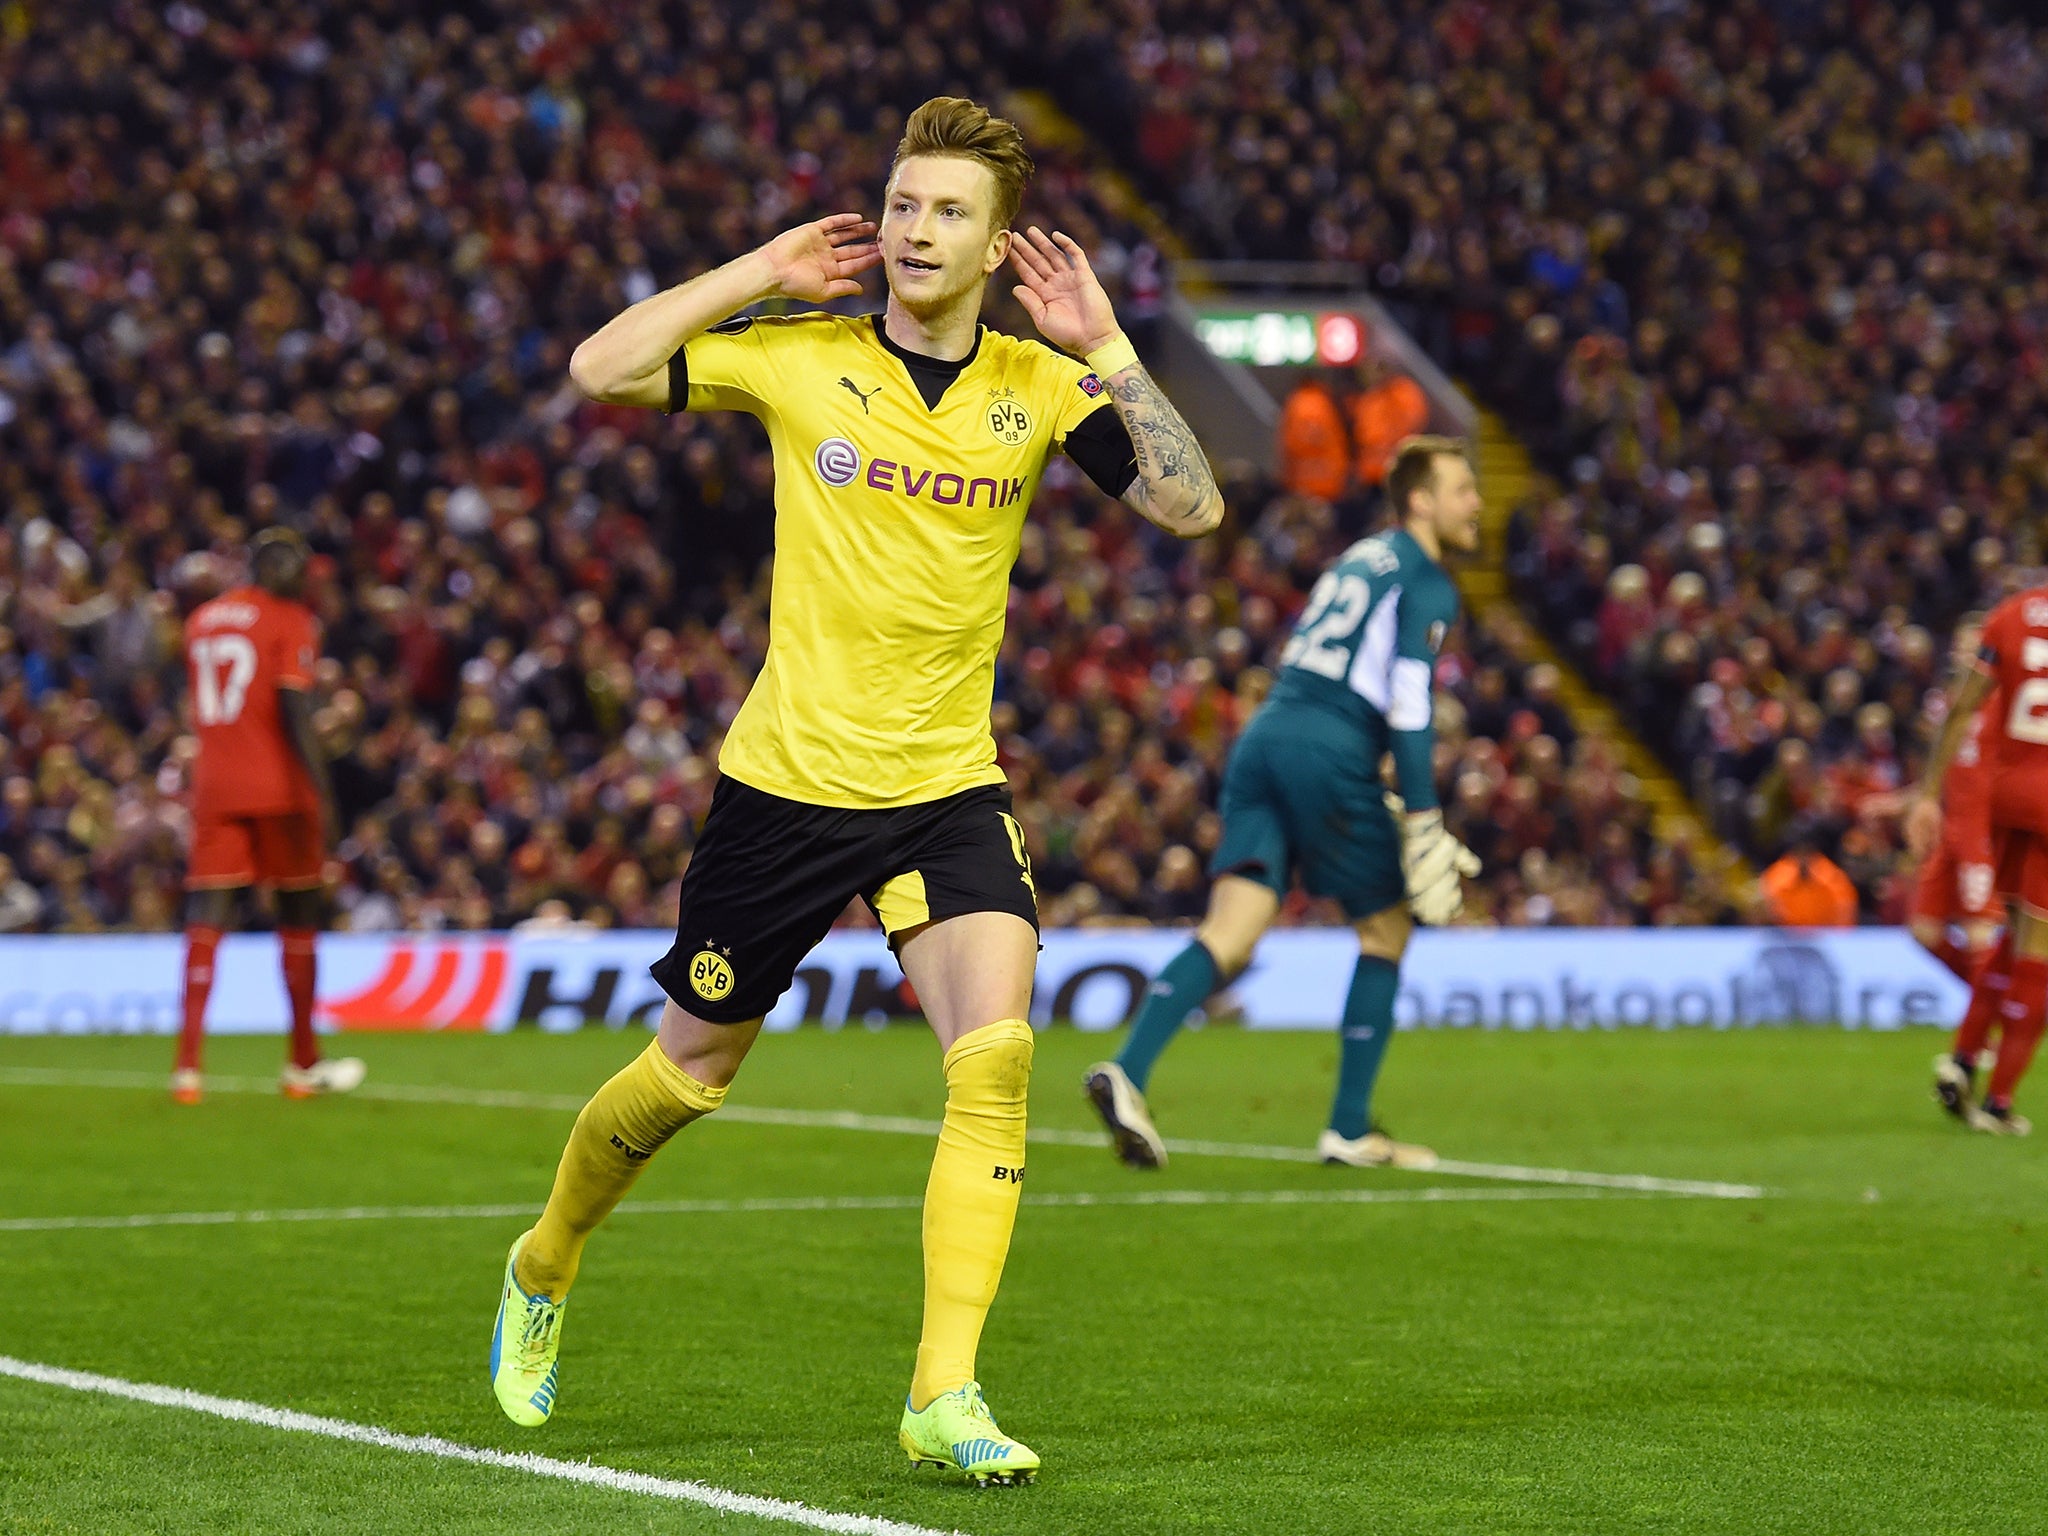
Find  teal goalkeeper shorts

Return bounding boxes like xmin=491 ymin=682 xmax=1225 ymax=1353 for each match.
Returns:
xmin=1209 ymin=705 xmax=1406 ymax=920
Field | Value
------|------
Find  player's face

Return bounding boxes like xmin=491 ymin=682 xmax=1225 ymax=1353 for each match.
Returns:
xmin=1423 ymin=456 xmax=1484 ymax=553
xmin=881 ymin=156 xmax=1010 ymax=315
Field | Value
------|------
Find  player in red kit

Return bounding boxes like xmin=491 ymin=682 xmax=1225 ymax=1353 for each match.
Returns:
xmin=1911 ymin=586 xmax=2048 ymax=1135
xmin=171 ymin=529 xmax=363 ymax=1104
xmin=1906 ymin=616 xmax=2000 ymax=982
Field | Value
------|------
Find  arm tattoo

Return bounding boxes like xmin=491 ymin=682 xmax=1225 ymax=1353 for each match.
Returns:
xmin=1106 ymin=364 xmax=1223 ymax=537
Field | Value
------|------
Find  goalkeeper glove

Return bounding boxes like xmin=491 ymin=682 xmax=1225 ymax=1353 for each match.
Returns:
xmin=1396 ymin=806 xmax=1480 ymax=926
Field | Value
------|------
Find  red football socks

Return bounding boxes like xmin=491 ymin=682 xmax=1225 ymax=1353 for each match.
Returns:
xmin=1952 ymin=932 xmax=2012 ymax=1065
xmin=280 ymin=928 xmax=320 ymax=1070
xmin=1985 ymin=955 xmax=2048 ymax=1108
xmin=1930 ymin=936 xmax=1971 ymax=982
xmin=176 ymin=924 xmax=225 ymax=1073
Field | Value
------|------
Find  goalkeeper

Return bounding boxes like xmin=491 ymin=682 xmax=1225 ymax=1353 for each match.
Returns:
xmin=1087 ymin=436 xmax=1481 ymax=1170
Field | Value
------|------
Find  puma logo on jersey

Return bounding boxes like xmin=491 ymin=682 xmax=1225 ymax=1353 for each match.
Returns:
xmin=839 ymin=377 xmax=881 ymax=413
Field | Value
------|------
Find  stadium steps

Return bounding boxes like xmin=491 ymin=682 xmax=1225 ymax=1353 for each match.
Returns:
xmin=1004 ymin=90 xmax=1200 ymax=268
xmin=1015 ymin=82 xmax=1753 ymax=898
xmin=1463 ymin=408 xmax=1754 ymax=893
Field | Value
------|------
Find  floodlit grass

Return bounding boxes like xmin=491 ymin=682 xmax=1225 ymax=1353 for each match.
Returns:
xmin=2 ymin=1024 xmax=2044 ymax=1534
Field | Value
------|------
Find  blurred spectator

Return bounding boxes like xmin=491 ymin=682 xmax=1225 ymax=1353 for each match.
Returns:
xmin=0 ymin=854 xmax=40 ymax=933
xmin=1759 ymin=838 xmax=1861 ymax=929
xmin=1033 ymin=0 xmax=2048 ymax=915
xmin=0 ymin=0 xmax=1148 ymax=932
xmin=0 ymin=0 xmax=1736 ymax=936
xmin=1348 ymin=359 xmax=1429 ymax=489
xmin=1277 ymin=372 xmax=1350 ymax=503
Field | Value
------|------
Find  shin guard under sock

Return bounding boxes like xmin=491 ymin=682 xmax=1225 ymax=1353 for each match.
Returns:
xmin=912 ymin=1019 xmax=1034 ymax=1409
xmin=1116 ymin=942 xmax=1219 ymax=1091
xmin=177 ymin=925 xmax=224 ymax=1074
xmin=517 ymin=1039 xmax=726 ymax=1298
xmin=1328 ymin=956 xmax=1401 ymax=1140
xmin=1954 ymin=931 xmax=2014 ymax=1065
xmin=280 ymin=928 xmax=319 ymax=1070
xmin=1986 ymin=957 xmax=2048 ymax=1107
xmin=1931 ymin=936 xmax=1969 ymax=982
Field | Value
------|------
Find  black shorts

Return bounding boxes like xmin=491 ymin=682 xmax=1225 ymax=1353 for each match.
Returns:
xmin=650 ymin=777 xmax=1040 ymax=1022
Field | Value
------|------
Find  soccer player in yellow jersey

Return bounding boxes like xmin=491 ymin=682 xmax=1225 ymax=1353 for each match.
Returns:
xmin=486 ymin=97 xmax=1222 ymax=1483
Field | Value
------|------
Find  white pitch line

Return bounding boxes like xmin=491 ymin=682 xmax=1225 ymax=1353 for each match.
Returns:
xmin=0 ymin=1066 xmax=1768 ymax=1199
xmin=0 ymin=1355 xmax=960 ymax=1536
xmin=0 ymin=1183 xmax=1644 ymax=1234
xmin=0 ymin=1066 xmax=591 ymax=1112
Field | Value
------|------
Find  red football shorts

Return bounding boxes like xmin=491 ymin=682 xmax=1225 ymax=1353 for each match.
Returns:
xmin=187 ymin=812 xmax=324 ymax=891
xmin=1912 ymin=837 xmax=1998 ymax=924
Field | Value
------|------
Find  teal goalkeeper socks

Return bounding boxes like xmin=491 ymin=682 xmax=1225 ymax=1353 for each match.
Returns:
xmin=1328 ymin=956 xmax=1401 ymax=1139
xmin=1116 ymin=942 xmax=1219 ymax=1091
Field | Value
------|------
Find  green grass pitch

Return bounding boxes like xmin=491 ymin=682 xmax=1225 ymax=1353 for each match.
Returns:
xmin=1 ymin=1024 xmax=2044 ymax=1534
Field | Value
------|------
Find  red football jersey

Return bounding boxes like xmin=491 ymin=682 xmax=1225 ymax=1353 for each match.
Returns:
xmin=1945 ymin=709 xmax=1992 ymax=817
xmin=1940 ymin=708 xmax=1995 ymax=865
xmin=185 ymin=586 xmax=321 ymax=820
xmin=1976 ymin=585 xmax=2048 ymax=834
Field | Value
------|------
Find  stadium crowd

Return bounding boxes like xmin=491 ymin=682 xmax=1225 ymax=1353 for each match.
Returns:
xmin=1043 ymin=0 xmax=2048 ymax=918
xmin=0 ymin=0 xmax=1735 ymax=937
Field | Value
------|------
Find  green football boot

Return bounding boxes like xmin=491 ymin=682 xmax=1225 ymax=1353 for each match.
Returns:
xmin=899 ymin=1381 xmax=1039 ymax=1486
xmin=489 ymin=1232 xmax=565 ymax=1427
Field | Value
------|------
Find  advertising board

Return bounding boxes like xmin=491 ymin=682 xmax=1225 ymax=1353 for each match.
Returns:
xmin=0 ymin=928 xmax=1967 ymax=1035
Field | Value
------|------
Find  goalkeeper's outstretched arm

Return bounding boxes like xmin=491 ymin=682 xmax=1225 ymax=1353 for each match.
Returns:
xmin=1387 ymin=587 xmax=1476 ymax=924
xmin=1384 ymin=599 xmax=1442 ymax=814
xmin=569 ymin=214 xmax=880 ymax=408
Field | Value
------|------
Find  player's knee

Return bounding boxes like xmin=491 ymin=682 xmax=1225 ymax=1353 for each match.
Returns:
xmin=1354 ymin=904 xmax=1412 ymax=964
xmin=944 ymin=1019 xmax=1034 ymax=1108
xmin=1194 ymin=923 xmax=1255 ymax=982
xmin=187 ymin=889 xmax=236 ymax=929
xmin=656 ymin=999 xmax=759 ymax=1090
xmin=2014 ymin=907 xmax=2048 ymax=961
xmin=276 ymin=888 xmax=324 ymax=930
xmin=1195 ymin=894 xmax=1268 ymax=979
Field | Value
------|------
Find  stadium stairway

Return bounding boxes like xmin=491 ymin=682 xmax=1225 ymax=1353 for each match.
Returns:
xmin=1006 ymin=90 xmax=1198 ymax=265
xmin=1464 ymin=409 xmax=1754 ymax=895
xmin=1012 ymin=85 xmax=1750 ymax=902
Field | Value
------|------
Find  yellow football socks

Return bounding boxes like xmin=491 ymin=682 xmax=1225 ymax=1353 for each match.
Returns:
xmin=911 ymin=1018 xmax=1034 ymax=1410
xmin=515 ymin=1039 xmax=726 ymax=1299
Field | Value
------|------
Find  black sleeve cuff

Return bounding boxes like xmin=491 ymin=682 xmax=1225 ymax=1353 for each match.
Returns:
xmin=1063 ymin=402 xmax=1139 ymax=498
xmin=666 ymin=347 xmax=688 ymax=414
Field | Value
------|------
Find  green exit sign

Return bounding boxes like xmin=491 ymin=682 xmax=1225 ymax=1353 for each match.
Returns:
xmin=1194 ymin=310 xmax=1366 ymax=367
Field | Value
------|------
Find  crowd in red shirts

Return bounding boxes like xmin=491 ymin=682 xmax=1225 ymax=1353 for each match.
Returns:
xmin=1031 ymin=0 xmax=2048 ymax=920
xmin=0 ymin=0 xmax=1737 ymax=936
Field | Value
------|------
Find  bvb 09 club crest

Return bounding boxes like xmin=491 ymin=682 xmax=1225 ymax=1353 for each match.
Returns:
xmin=986 ymin=395 xmax=1032 ymax=445
xmin=689 ymin=949 xmax=735 ymax=1002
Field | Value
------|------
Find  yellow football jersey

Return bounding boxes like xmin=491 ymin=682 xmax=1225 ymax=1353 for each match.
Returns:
xmin=674 ymin=311 xmax=1123 ymax=808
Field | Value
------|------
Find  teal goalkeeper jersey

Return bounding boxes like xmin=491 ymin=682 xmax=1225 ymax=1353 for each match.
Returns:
xmin=1261 ymin=527 xmax=1460 ymax=810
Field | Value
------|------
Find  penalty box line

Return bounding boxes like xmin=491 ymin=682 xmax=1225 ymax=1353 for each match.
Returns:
xmin=0 ymin=1184 xmax=1655 ymax=1234
xmin=0 ymin=1355 xmax=960 ymax=1536
xmin=0 ymin=1067 xmax=1769 ymax=1200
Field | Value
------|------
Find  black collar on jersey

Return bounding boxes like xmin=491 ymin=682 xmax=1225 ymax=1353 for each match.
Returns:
xmin=869 ymin=314 xmax=982 ymax=411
